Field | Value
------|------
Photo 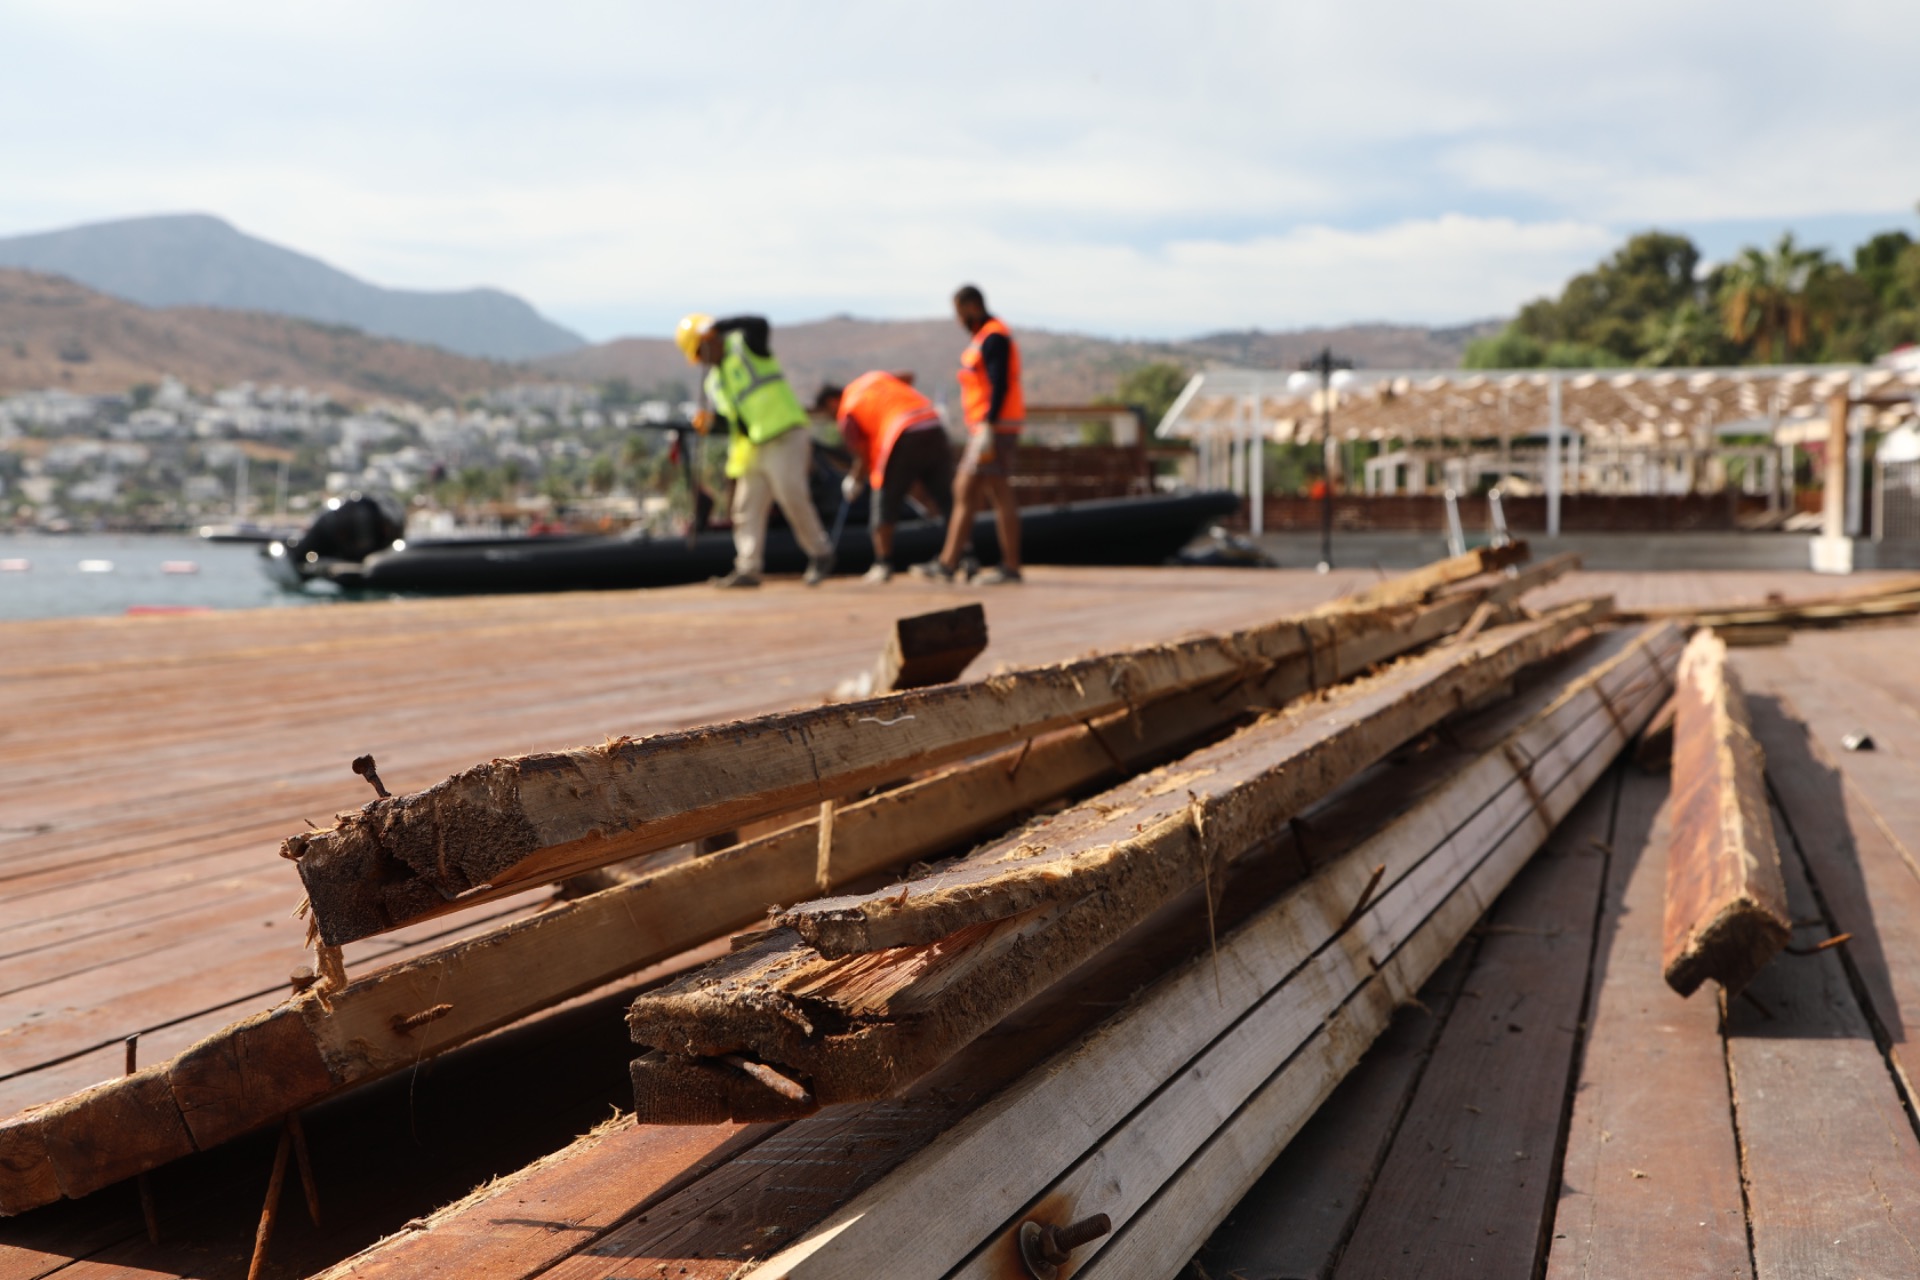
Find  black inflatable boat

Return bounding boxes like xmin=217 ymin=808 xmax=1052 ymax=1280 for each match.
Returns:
xmin=264 ymin=488 xmax=1240 ymax=595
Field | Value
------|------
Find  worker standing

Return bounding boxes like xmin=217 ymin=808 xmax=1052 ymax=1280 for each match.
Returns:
xmin=916 ymin=284 xmax=1024 ymax=584
xmin=675 ymin=313 xmax=836 ymax=588
xmin=814 ymin=372 xmax=954 ymax=583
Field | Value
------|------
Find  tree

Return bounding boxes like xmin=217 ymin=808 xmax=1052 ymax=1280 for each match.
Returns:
xmin=1720 ymin=232 xmax=1834 ymax=363
xmin=1107 ymin=362 xmax=1191 ymax=427
xmin=1509 ymin=231 xmax=1703 ymax=363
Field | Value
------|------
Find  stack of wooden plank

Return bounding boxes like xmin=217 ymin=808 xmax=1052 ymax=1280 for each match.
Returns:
xmin=9 ymin=543 xmax=1711 ymax=1280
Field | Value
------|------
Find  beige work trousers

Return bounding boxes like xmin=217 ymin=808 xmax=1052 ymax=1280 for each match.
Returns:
xmin=731 ymin=427 xmax=833 ymax=575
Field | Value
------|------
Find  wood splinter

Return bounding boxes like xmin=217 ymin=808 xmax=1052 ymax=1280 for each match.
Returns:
xmin=1661 ymin=631 xmax=1792 ymax=998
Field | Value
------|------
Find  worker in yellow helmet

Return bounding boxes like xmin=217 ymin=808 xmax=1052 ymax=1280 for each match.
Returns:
xmin=675 ymin=313 xmax=836 ymax=588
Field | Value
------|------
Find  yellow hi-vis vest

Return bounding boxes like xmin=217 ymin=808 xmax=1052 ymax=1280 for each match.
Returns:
xmin=705 ymin=331 xmax=807 ymax=450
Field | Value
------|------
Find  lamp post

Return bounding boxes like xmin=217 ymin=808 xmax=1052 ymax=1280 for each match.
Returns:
xmin=1289 ymin=348 xmax=1354 ymax=571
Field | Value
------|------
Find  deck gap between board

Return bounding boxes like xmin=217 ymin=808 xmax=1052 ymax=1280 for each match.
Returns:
xmin=1762 ymin=763 xmax=1920 ymax=1149
xmin=1528 ymin=762 xmax=1627 ymax=1280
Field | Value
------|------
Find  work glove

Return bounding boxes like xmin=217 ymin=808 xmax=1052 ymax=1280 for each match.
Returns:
xmin=841 ymin=474 xmax=863 ymax=502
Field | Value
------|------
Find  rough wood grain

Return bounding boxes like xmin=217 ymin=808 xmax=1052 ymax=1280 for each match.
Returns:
xmin=0 ymin=594 xmax=1490 ymax=1218
xmin=1545 ymin=771 xmax=1751 ymax=1280
xmin=627 ymin=604 xmax=1615 ymax=1117
xmin=292 ymin=583 xmax=1506 ymax=946
xmin=1340 ymin=541 xmax=1530 ymax=609
xmin=1190 ymin=949 xmax=1474 ymax=1280
xmin=874 ymin=603 xmax=988 ymax=692
xmin=1662 ymin=631 xmax=1791 ymax=997
xmin=1028 ymin=670 xmax=1667 ymax=1280
xmin=1330 ymin=794 xmax=1610 ymax=1279
xmin=778 ymin=598 xmax=1612 ymax=957
xmin=650 ymin=629 xmax=1678 ymax=1280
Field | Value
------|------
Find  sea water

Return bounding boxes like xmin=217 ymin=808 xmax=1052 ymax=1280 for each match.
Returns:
xmin=0 ymin=533 xmax=330 ymax=621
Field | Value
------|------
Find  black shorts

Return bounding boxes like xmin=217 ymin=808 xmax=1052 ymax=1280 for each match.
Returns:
xmin=873 ymin=427 xmax=954 ymax=527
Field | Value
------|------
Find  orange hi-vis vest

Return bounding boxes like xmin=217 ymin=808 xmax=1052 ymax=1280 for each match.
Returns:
xmin=838 ymin=372 xmax=942 ymax=487
xmin=957 ymin=316 xmax=1025 ymax=431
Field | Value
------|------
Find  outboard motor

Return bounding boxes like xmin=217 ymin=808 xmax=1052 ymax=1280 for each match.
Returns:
xmin=273 ymin=493 xmax=406 ymax=583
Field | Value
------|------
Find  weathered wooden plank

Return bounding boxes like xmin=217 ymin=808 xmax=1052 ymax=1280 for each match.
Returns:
xmin=0 ymin=594 xmax=1453 ymax=1218
xmin=778 ymin=598 xmax=1612 ymax=957
xmin=1340 ymin=541 xmax=1531 ymax=609
xmin=1190 ymin=949 xmax=1474 ymax=1280
xmin=291 ymin=558 xmax=1543 ymax=947
xmin=737 ymin=626 xmax=1679 ymax=1280
xmin=1663 ymin=631 xmax=1790 ymax=997
xmin=1330 ymin=791 xmax=1611 ymax=1279
xmin=1008 ymin=664 xmax=1669 ymax=1280
xmin=307 ymin=1121 xmax=775 ymax=1280
xmin=1545 ymin=770 xmax=1750 ymax=1280
xmin=627 ymin=604 xmax=1617 ymax=1117
xmin=1725 ymin=806 xmax=1920 ymax=1279
xmin=875 ymin=603 xmax=988 ymax=692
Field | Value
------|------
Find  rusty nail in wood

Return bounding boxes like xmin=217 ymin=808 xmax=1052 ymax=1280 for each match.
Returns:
xmin=289 ymin=966 xmax=319 ymax=994
xmin=389 ymin=1003 xmax=454 ymax=1036
xmin=1336 ymin=864 xmax=1387 ymax=936
xmin=124 ymin=1033 xmax=138 ymax=1076
xmin=1786 ymin=931 xmax=1852 ymax=956
xmin=351 ymin=754 xmax=390 ymax=799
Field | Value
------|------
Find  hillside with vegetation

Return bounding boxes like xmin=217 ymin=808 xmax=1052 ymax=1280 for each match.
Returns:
xmin=1465 ymin=220 xmax=1920 ymax=369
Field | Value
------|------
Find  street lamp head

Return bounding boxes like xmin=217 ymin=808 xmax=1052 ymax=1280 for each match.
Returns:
xmin=1330 ymin=369 xmax=1357 ymax=391
xmin=1286 ymin=371 xmax=1314 ymax=394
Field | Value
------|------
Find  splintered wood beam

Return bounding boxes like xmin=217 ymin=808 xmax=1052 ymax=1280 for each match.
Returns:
xmin=1662 ymin=629 xmax=1792 ymax=997
xmin=779 ymin=598 xmax=1611 ymax=957
xmin=291 ymin=557 xmax=1536 ymax=947
xmin=1332 ymin=541 xmax=1531 ymax=611
xmin=626 ymin=600 xmax=1623 ymax=1119
xmin=748 ymin=625 xmax=1680 ymax=1280
xmin=0 ymin=587 xmax=1485 ymax=1217
xmin=875 ymin=603 xmax=988 ymax=692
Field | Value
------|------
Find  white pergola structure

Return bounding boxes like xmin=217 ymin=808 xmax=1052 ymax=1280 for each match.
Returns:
xmin=1157 ymin=364 xmax=1920 ymax=539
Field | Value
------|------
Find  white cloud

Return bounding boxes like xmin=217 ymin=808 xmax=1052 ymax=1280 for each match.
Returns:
xmin=2 ymin=0 xmax=1916 ymax=339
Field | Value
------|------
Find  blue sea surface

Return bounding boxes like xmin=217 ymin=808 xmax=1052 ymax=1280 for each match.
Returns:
xmin=0 ymin=533 xmax=330 ymax=621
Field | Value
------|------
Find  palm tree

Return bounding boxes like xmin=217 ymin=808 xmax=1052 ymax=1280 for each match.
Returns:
xmin=1720 ymin=233 xmax=1832 ymax=363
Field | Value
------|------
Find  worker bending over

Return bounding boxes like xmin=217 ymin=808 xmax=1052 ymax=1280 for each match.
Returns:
xmin=676 ymin=313 xmax=836 ymax=588
xmin=918 ymin=284 xmax=1024 ymax=584
xmin=814 ymin=372 xmax=954 ymax=583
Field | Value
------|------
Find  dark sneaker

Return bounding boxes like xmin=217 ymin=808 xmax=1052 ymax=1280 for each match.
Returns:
xmin=974 ymin=565 xmax=1023 ymax=585
xmin=805 ymin=553 xmax=836 ymax=586
xmin=911 ymin=559 xmax=956 ymax=582
xmin=711 ymin=570 xmax=762 ymax=589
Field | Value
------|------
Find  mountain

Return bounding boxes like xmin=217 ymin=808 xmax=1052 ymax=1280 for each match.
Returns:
xmin=536 ymin=316 xmax=1502 ymax=405
xmin=0 ymin=269 xmax=540 ymax=403
xmin=0 ymin=214 xmax=586 ymax=361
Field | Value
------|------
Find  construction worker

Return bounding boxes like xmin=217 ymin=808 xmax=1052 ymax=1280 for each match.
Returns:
xmin=813 ymin=372 xmax=954 ymax=583
xmin=916 ymin=284 xmax=1024 ymax=584
xmin=675 ymin=313 xmax=836 ymax=588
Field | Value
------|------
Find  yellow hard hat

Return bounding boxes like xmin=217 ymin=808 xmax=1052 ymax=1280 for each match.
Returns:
xmin=675 ymin=313 xmax=715 ymax=365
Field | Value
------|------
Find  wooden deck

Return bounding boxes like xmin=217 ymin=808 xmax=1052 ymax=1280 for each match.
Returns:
xmin=2 ymin=566 xmax=1916 ymax=1278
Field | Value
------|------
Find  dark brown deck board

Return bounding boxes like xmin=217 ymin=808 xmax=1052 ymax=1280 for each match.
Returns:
xmin=1722 ymin=804 xmax=1920 ymax=1278
xmin=1545 ymin=770 xmax=1750 ymax=1279
xmin=1329 ymin=774 xmax=1615 ymax=1280
xmin=1191 ymin=948 xmax=1474 ymax=1280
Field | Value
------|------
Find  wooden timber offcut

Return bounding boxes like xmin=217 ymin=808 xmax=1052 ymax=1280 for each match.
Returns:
xmin=749 ymin=623 xmax=1681 ymax=1280
xmin=626 ymin=599 xmax=1614 ymax=1120
xmin=1662 ymin=629 xmax=1792 ymax=997
xmin=0 ymin=563 xmax=1576 ymax=1217
xmin=1336 ymin=540 xmax=1530 ymax=610
xmin=290 ymin=546 xmax=1540 ymax=947
xmin=874 ymin=603 xmax=988 ymax=692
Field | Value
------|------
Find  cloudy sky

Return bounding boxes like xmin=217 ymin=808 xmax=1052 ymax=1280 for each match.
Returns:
xmin=2 ymin=0 xmax=1916 ymax=341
